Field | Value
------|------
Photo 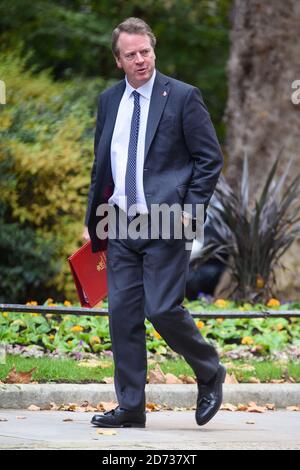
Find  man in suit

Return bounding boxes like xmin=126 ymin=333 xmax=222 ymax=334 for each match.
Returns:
xmin=83 ymin=17 xmax=226 ymax=428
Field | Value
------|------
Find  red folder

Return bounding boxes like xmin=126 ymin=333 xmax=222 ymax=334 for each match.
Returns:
xmin=68 ymin=241 xmax=107 ymax=308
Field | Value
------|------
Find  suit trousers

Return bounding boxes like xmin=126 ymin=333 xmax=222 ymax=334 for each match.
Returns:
xmin=107 ymin=204 xmax=220 ymax=411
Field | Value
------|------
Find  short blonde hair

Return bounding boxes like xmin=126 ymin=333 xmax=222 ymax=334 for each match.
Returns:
xmin=112 ymin=17 xmax=156 ymax=57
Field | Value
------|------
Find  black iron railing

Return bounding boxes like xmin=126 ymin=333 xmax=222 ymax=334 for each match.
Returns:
xmin=0 ymin=304 xmax=299 ymax=319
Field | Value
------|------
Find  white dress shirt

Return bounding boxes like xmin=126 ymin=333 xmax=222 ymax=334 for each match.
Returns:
xmin=108 ymin=69 xmax=156 ymax=214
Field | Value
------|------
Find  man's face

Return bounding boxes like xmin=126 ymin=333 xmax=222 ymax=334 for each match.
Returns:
xmin=115 ymin=32 xmax=156 ymax=89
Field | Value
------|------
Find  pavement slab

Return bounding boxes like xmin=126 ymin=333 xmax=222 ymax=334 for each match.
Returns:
xmin=0 ymin=409 xmax=299 ymax=450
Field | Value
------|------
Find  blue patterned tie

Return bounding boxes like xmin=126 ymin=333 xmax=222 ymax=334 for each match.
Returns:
xmin=125 ymin=90 xmax=140 ymax=221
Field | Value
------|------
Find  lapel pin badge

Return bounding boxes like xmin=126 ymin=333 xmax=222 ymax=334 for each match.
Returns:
xmin=162 ymin=90 xmax=167 ymax=97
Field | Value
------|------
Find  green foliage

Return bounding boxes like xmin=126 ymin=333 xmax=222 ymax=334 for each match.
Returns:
xmin=0 ymin=0 xmax=231 ymax=140
xmin=0 ymin=52 xmax=110 ymax=301
xmin=202 ymin=155 xmax=300 ymax=302
xmin=1 ymin=299 xmax=299 ymax=356
xmin=0 ymin=203 xmax=60 ymax=303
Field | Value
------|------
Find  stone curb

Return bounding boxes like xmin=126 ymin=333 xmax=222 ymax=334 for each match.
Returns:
xmin=0 ymin=384 xmax=299 ymax=409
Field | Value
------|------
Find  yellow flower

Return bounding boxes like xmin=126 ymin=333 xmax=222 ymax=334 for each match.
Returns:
xmin=32 ymin=313 xmax=40 ymax=317
xmin=49 ymin=335 xmax=55 ymax=341
xmin=216 ymin=318 xmax=223 ymax=324
xmin=26 ymin=301 xmax=38 ymax=306
xmin=48 ymin=303 xmax=57 ymax=307
xmin=214 ymin=299 xmax=229 ymax=308
xmin=267 ymin=298 xmax=280 ymax=308
xmin=64 ymin=300 xmax=72 ymax=307
xmin=242 ymin=336 xmax=254 ymax=345
xmin=71 ymin=325 xmax=84 ymax=333
xmin=243 ymin=303 xmax=253 ymax=311
xmin=196 ymin=321 xmax=205 ymax=329
xmin=256 ymin=275 xmax=265 ymax=289
xmin=2 ymin=312 xmax=9 ymax=318
xmin=90 ymin=336 xmax=101 ymax=345
xmin=153 ymin=330 xmax=162 ymax=340
xmin=276 ymin=323 xmax=284 ymax=331
xmin=67 ymin=340 xmax=73 ymax=345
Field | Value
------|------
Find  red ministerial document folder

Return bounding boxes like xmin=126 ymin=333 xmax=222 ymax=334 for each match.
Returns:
xmin=68 ymin=241 xmax=107 ymax=308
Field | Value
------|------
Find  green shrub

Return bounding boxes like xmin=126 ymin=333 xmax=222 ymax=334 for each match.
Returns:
xmin=0 ymin=52 xmax=110 ymax=301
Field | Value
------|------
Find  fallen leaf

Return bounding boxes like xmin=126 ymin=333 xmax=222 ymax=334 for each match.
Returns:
xmin=246 ymin=421 xmax=256 ymax=425
xmin=146 ymin=402 xmax=162 ymax=412
xmin=237 ymin=403 xmax=248 ymax=411
xmin=27 ymin=404 xmax=41 ymax=411
xmin=286 ymin=406 xmax=300 ymax=411
xmin=96 ymin=429 xmax=117 ymax=435
xmin=16 ymin=416 xmax=26 ymax=420
xmin=222 ymin=362 xmax=235 ymax=369
xmin=102 ymin=377 xmax=114 ymax=384
xmin=178 ymin=375 xmax=196 ymax=384
xmin=40 ymin=403 xmax=55 ymax=411
xmin=96 ymin=401 xmax=118 ymax=412
xmin=225 ymin=373 xmax=239 ymax=384
xmin=0 ymin=417 xmax=8 ymax=422
xmin=49 ymin=402 xmax=59 ymax=411
xmin=165 ymin=373 xmax=183 ymax=384
xmin=148 ymin=364 xmax=166 ymax=384
xmin=270 ymin=379 xmax=285 ymax=384
xmin=249 ymin=377 xmax=261 ymax=384
xmin=5 ymin=366 xmax=36 ymax=384
xmin=221 ymin=403 xmax=237 ymax=411
xmin=266 ymin=403 xmax=276 ymax=411
xmin=63 ymin=418 xmax=74 ymax=422
xmin=247 ymin=402 xmax=266 ymax=413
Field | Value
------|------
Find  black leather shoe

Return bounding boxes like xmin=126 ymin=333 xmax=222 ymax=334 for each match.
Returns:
xmin=196 ymin=364 xmax=226 ymax=426
xmin=91 ymin=406 xmax=146 ymax=428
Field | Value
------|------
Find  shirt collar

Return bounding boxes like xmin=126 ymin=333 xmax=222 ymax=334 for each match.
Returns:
xmin=125 ymin=69 xmax=156 ymax=100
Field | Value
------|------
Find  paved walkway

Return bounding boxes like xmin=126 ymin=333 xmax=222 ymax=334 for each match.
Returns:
xmin=0 ymin=410 xmax=299 ymax=450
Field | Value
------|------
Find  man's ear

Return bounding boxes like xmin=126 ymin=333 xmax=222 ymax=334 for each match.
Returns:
xmin=114 ymin=55 xmax=122 ymax=69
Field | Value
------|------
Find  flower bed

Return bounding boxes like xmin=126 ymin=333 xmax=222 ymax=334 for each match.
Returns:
xmin=0 ymin=298 xmax=299 ymax=357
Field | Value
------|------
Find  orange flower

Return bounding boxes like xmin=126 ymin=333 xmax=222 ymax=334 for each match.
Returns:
xmin=242 ymin=336 xmax=254 ymax=345
xmin=64 ymin=300 xmax=72 ymax=307
xmin=214 ymin=299 xmax=229 ymax=308
xmin=90 ymin=336 xmax=101 ymax=345
xmin=267 ymin=298 xmax=280 ymax=308
xmin=196 ymin=321 xmax=205 ymax=329
xmin=153 ymin=331 xmax=162 ymax=340
xmin=71 ymin=325 xmax=84 ymax=333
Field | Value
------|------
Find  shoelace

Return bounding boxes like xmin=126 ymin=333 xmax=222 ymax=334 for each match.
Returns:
xmin=104 ymin=406 xmax=119 ymax=416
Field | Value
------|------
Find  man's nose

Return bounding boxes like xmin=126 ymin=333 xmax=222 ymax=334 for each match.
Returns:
xmin=135 ymin=52 xmax=144 ymax=63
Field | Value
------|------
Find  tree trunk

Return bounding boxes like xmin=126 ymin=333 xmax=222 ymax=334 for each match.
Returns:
xmin=225 ymin=0 xmax=300 ymax=299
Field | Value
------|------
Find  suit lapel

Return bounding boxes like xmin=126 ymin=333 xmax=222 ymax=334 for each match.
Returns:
xmin=144 ymin=71 xmax=170 ymax=162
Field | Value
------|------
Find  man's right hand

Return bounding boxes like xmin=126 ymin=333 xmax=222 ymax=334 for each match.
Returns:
xmin=82 ymin=226 xmax=90 ymax=241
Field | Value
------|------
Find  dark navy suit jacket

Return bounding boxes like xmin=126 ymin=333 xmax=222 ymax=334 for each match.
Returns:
xmin=85 ymin=70 xmax=223 ymax=252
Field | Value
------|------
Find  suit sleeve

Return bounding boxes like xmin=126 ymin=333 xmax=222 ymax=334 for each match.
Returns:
xmin=182 ymin=87 xmax=223 ymax=220
xmin=84 ymin=94 xmax=104 ymax=225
